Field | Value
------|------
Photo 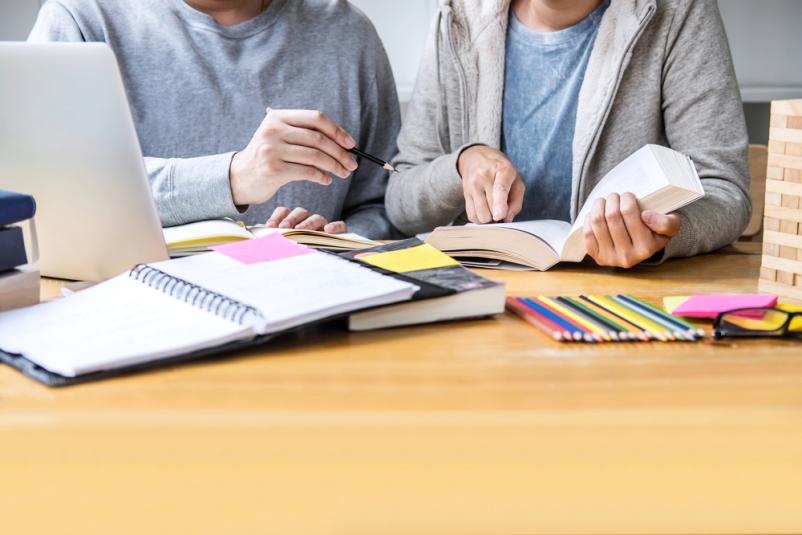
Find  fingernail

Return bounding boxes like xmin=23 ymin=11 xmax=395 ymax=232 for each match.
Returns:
xmin=347 ymin=158 xmax=358 ymax=171
xmin=344 ymin=134 xmax=356 ymax=148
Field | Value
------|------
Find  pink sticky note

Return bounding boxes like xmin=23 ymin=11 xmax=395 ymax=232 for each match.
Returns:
xmin=210 ymin=233 xmax=315 ymax=265
xmin=671 ymin=294 xmax=778 ymax=319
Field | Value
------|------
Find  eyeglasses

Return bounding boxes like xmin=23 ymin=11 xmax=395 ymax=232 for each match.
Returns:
xmin=713 ymin=306 xmax=802 ymax=340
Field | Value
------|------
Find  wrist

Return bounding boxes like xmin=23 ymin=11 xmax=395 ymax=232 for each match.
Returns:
xmin=456 ymin=143 xmax=485 ymax=179
xmin=229 ymin=152 xmax=250 ymax=207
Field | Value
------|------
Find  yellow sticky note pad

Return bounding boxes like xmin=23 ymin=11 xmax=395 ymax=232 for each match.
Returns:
xmin=357 ymin=244 xmax=459 ymax=273
xmin=663 ymin=295 xmax=690 ymax=315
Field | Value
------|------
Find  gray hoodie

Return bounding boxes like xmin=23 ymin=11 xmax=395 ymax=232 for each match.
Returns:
xmin=386 ymin=0 xmax=751 ymax=260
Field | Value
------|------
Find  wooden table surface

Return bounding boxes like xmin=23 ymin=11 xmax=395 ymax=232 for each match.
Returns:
xmin=1 ymin=245 xmax=801 ymax=534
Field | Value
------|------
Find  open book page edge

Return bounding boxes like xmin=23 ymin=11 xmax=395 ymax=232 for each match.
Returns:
xmin=426 ymin=222 xmax=568 ymax=271
xmin=163 ymin=219 xmax=253 ymax=247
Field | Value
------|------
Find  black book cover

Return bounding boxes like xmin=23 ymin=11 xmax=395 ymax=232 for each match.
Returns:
xmin=337 ymin=238 xmax=501 ymax=300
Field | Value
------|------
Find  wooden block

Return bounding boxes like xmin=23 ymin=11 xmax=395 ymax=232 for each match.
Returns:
xmin=768 ymin=153 xmax=802 ymax=171
xmin=762 ymin=101 xmax=802 ymax=302
xmin=766 ymin=191 xmax=782 ymax=207
xmin=771 ymin=114 xmax=788 ymax=128
xmin=781 ymin=194 xmax=800 ymax=210
xmin=770 ymin=127 xmax=802 ymax=144
xmin=772 ymin=100 xmax=802 ymax=116
xmin=778 ymin=270 xmax=795 ymax=285
xmin=787 ymin=142 xmax=802 ymax=157
xmin=768 ymin=140 xmax=786 ymax=155
xmin=766 ymin=205 xmax=802 ymax=223
xmin=767 ymin=165 xmax=784 ymax=180
xmin=764 ymin=230 xmax=802 ymax=249
xmin=780 ymin=245 xmax=797 ymax=260
xmin=780 ymin=220 xmax=798 ymax=235
xmin=759 ymin=279 xmax=802 ymax=304
xmin=789 ymin=116 xmax=802 ymax=129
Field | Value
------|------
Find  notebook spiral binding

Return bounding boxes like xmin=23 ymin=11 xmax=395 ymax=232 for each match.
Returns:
xmin=129 ymin=264 xmax=264 ymax=325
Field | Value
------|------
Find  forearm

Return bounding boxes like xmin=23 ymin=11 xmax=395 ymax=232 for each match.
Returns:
xmin=663 ymin=178 xmax=751 ymax=260
xmin=386 ymin=149 xmax=470 ymax=236
xmin=145 ymin=153 xmax=240 ymax=227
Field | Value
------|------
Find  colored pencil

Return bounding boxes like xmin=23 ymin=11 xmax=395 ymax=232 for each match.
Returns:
xmin=591 ymin=295 xmax=669 ymax=341
xmin=615 ymin=294 xmax=700 ymax=340
xmin=608 ymin=295 xmax=678 ymax=341
xmin=530 ymin=297 xmax=597 ymax=343
xmin=557 ymin=296 xmax=623 ymax=341
xmin=540 ymin=296 xmax=610 ymax=342
xmin=617 ymin=294 xmax=705 ymax=338
xmin=506 ymin=298 xmax=564 ymax=341
xmin=507 ymin=294 xmax=706 ymax=344
xmin=578 ymin=295 xmax=649 ymax=341
xmin=521 ymin=297 xmax=589 ymax=342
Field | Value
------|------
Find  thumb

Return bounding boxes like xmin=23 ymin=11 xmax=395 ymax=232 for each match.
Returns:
xmin=642 ymin=211 xmax=682 ymax=237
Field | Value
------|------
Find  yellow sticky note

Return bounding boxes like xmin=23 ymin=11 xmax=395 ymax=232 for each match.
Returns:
xmin=357 ymin=244 xmax=459 ymax=273
xmin=663 ymin=295 xmax=690 ymax=315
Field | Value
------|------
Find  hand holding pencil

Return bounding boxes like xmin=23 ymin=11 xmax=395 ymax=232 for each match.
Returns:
xmin=229 ymin=107 xmax=395 ymax=208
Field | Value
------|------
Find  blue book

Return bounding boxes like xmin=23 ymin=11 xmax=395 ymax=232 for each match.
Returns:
xmin=0 ymin=190 xmax=36 ymax=227
xmin=0 ymin=226 xmax=28 ymax=272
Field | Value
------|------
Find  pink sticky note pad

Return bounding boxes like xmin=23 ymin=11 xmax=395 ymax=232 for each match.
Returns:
xmin=210 ymin=233 xmax=315 ymax=265
xmin=671 ymin=293 xmax=778 ymax=319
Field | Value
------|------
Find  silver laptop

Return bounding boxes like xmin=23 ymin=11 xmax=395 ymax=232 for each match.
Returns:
xmin=0 ymin=42 xmax=168 ymax=281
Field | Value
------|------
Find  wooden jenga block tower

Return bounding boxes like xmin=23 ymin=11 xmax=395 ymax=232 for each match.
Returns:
xmin=759 ymin=100 xmax=802 ymax=303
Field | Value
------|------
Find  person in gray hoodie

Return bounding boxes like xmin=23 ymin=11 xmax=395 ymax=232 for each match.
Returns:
xmin=386 ymin=0 xmax=751 ymax=267
xmin=29 ymin=0 xmax=401 ymax=239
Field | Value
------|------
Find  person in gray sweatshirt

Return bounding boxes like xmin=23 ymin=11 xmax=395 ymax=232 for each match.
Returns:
xmin=29 ymin=0 xmax=401 ymax=239
xmin=386 ymin=0 xmax=751 ymax=267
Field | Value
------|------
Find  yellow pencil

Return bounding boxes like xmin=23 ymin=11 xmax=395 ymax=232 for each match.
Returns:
xmin=592 ymin=295 xmax=669 ymax=341
xmin=539 ymin=296 xmax=610 ymax=342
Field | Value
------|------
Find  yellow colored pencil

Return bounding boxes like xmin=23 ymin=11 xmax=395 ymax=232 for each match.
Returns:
xmin=593 ymin=295 xmax=669 ymax=341
xmin=539 ymin=296 xmax=610 ymax=342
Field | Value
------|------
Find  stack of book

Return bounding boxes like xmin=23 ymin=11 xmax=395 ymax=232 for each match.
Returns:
xmin=0 ymin=190 xmax=40 ymax=312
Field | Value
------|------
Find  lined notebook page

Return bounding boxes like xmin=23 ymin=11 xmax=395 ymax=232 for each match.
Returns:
xmin=153 ymin=251 xmax=417 ymax=334
xmin=0 ymin=275 xmax=251 ymax=377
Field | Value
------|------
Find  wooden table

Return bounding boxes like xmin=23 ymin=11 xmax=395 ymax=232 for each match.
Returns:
xmin=1 ymin=246 xmax=801 ymax=534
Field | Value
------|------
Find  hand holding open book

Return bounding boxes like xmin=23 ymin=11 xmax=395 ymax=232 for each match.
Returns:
xmin=426 ymin=145 xmax=705 ymax=271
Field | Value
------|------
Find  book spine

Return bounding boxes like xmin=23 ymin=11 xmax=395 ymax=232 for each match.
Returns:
xmin=129 ymin=264 xmax=264 ymax=325
xmin=0 ymin=226 xmax=28 ymax=272
xmin=0 ymin=192 xmax=36 ymax=226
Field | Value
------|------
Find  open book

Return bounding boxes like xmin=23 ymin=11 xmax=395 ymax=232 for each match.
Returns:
xmin=163 ymin=219 xmax=379 ymax=256
xmin=426 ymin=145 xmax=705 ymax=271
xmin=0 ymin=251 xmax=416 ymax=380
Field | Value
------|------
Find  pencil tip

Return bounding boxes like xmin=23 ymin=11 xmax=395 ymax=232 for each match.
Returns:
xmin=383 ymin=163 xmax=398 ymax=173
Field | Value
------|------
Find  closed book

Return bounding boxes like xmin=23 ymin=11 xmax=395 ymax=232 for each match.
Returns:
xmin=339 ymin=239 xmax=506 ymax=331
xmin=0 ymin=190 xmax=36 ymax=226
xmin=0 ymin=226 xmax=28 ymax=272
xmin=0 ymin=266 xmax=40 ymax=312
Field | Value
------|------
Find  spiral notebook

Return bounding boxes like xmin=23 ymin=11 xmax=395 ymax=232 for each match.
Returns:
xmin=0 ymin=251 xmax=417 ymax=385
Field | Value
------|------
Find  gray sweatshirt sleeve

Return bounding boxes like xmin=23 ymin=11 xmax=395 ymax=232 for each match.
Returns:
xmin=340 ymin=57 xmax=402 ymax=240
xmin=659 ymin=0 xmax=751 ymax=260
xmin=29 ymin=1 xmax=241 ymax=227
xmin=385 ymin=13 xmax=470 ymax=237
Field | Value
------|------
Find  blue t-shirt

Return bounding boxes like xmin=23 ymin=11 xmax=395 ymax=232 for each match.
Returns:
xmin=501 ymin=1 xmax=608 ymax=222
